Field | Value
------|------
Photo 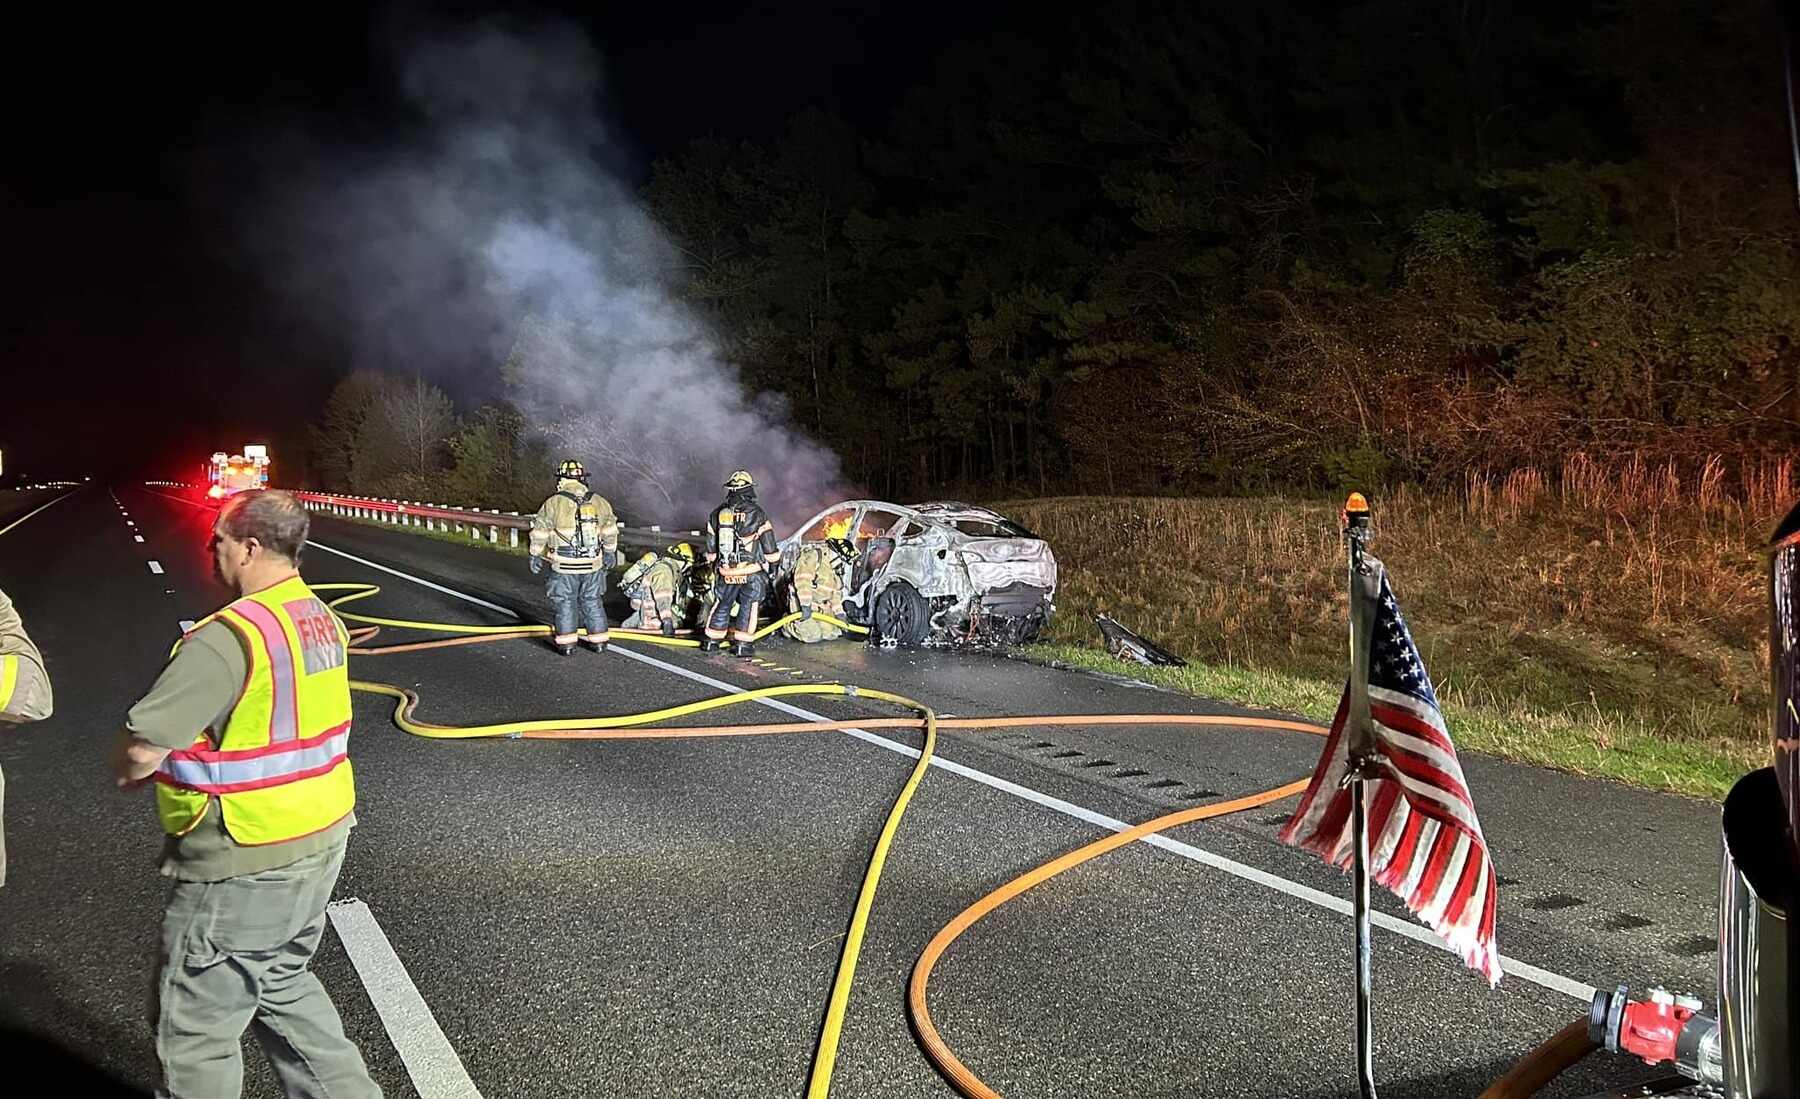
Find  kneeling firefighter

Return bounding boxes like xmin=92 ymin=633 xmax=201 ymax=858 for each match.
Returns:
xmin=620 ymin=544 xmax=695 ymax=637
xmin=702 ymin=470 xmax=782 ymax=658
xmin=782 ymin=537 xmax=857 ymax=643
xmin=528 ymin=459 xmax=621 ymax=655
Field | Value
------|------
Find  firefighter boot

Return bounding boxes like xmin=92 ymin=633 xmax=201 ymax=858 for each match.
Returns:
xmin=734 ymin=640 xmax=757 ymax=659
xmin=660 ymin=618 xmax=676 ymax=638
xmin=583 ymin=639 xmax=608 ymax=654
xmin=700 ymin=638 xmax=721 ymax=653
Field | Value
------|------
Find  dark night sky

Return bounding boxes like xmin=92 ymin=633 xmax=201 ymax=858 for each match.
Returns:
xmin=1 ymin=1 xmax=1021 ymax=483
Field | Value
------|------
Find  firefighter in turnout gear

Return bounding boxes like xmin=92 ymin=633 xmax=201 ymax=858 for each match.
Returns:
xmin=702 ymin=470 xmax=782 ymax=658
xmin=783 ymin=537 xmax=856 ymax=643
xmin=529 ymin=459 xmax=621 ymax=655
xmin=620 ymin=545 xmax=693 ymax=637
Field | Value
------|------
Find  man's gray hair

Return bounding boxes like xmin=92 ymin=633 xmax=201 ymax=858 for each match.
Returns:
xmin=220 ymin=490 xmax=309 ymax=564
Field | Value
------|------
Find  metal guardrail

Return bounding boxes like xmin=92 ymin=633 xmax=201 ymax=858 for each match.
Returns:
xmin=145 ymin=483 xmax=702 ymax=552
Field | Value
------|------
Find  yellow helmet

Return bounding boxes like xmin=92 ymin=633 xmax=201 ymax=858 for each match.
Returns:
xmin=668 ymin=542 xmax=696 ymax=563
xmin=723 ymin=469 xmax=754 ymax=492
xmin=557 ymin=458 xmax=586 ymax=480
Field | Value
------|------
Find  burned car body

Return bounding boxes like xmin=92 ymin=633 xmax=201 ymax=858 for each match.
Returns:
xmin=775 ymin=500 xmax=1057 ymax=646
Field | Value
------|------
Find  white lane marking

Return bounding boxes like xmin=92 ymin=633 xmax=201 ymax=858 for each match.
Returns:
xmin=134 ymin=535 xmax=145 ymax=543
xmin=305 ymin=540 xmax=516 ymax=616
xmin=0 ymin=488 xmax=81 ymax=539
xmin=310 ymin=537 xmax=1599 ymax=1004
xmin=179 ymin=620 xmax=196 ymax=632
xmin=148 ymin=561 xmax=164 ymax=574
xmin=127 ymin=521 xmax=135 ymax=527
xmin=326 ymin=899 xmax=483 ymax=1099
xmin=610 ymin=645 xmax=1595 ymax=1003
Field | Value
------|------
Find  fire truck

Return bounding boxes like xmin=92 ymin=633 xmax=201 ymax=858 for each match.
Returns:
xmin=206 ymin=445 xmax=270 ymax=499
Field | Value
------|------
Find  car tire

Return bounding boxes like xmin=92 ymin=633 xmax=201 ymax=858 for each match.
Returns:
xmin=871 ymin=580 xmax=930 ymax=647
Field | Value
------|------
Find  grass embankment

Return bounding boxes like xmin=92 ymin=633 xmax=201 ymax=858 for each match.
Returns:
xmin=1002 ymin=455 xmax=1794 ymax=799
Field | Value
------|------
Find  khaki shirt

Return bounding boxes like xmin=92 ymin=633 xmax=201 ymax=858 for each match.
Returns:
xmin=0 ymin=587 xmax=54 ymax=887
xmin=127 ymin=620 xmax=353 ymax=882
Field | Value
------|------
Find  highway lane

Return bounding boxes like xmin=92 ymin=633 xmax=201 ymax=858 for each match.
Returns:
xmin=280 ymin=487 xmax=1724 ymax=1001
xmin=0 ymin=482 xmax=1710 ymax=1097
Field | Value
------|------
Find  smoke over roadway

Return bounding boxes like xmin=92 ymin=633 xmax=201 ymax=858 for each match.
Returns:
xmin=257 ymin=21 xmax=849 ymax=526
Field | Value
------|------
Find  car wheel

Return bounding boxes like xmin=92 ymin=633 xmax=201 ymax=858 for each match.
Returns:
xmin=872 ymin=580 xmax=930 ymax=647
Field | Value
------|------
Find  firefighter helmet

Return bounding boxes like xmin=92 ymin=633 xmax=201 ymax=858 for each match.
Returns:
xmin=668 ymin=542 xmax=696 ymax=564
xmin=723 ymin=469 xmax=754 ymax=492
xmin=826 ymin=537 xmax=859 ymax=562
xmin=557 ymin=458 xmax=586 ymax=480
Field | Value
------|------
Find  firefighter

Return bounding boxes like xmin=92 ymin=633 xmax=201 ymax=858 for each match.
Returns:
xmin=528 ymin=458 xmax=620 ymax=655
xmin=702 ymin=470 xmax=782 ymax=658
xmin=620 ymin=544 xmax=693 ymax=637
xmin=783 ymin=537 xmax=857 ymax=643
xmin=1 ymin=586 xmax=53 ymax=890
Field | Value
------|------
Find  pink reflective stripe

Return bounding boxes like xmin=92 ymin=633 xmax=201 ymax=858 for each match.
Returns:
xmin=157 ymin=728 xmax=349 ymax=793
xmin=230 ymin=600 xmax=300 ymax=743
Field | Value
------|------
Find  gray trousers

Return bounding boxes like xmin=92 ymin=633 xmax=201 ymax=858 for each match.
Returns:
xmin=154 ymin=841 xmax=380 ymax=1099
xmin=546 ymin=568 xmax=607 ymax=644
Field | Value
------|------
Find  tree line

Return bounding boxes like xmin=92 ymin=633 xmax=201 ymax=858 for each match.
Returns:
xmin=640 ymin=0 xmax=1800 ymax=496
xmin=298 ymin=0 xmax=1800 ymax=510
xmin=301 ymin=371 xmax=551 ymax=513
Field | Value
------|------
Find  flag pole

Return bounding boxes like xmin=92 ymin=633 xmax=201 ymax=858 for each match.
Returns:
xmin=1342 ymin=492 xmax=1379 ymax=1099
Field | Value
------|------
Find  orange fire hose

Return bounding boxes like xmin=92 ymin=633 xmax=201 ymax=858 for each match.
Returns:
xmin=1476 ymin=1018 xmax=1599 ymax=1099
xmin=329 ymin=584 xmax=1594 ymax=1098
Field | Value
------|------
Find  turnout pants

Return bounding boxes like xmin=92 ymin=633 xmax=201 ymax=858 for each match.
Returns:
xmin=154 ymin=841 xmax=380 ymax=1099
xmin=547 ymin=568 xmax=608 ymax=646
xmin=705 ymin=571 xmax=768 ymax=645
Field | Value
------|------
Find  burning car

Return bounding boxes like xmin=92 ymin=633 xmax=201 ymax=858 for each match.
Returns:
xmin=775 ymin=500 xmax=1056 ymax=646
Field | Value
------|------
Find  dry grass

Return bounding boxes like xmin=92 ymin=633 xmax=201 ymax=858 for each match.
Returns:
xmin=1000 ymin=453 xmax=1794 ymax=797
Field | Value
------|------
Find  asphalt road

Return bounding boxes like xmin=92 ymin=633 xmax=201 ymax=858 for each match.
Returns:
xmin=0 ymin=483 xmax=1726 ymax=1098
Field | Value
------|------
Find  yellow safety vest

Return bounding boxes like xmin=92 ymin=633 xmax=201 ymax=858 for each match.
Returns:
xmin=155 ymin=575 xmax=356 ymax=845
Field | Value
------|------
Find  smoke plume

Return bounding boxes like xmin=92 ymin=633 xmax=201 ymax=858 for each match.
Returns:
xmin=256 ymin=20 xmax=848 ymax=526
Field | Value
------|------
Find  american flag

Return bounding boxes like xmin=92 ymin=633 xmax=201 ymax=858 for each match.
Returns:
xmin=1278 ymin=555 xmax=1502 ymax=986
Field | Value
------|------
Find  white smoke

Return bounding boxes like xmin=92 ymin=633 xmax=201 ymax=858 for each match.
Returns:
xmin=260 ymin=21 xmax=849 ymax=525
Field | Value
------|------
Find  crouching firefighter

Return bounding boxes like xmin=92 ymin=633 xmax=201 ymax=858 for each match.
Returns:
xmin=620 ymin=544 xmax=695 ymax=637
xmin=783 ymin=537 xmax=857 ymax=643
xmin=703 ymin=470 xmax=782 ymax=658
xmin=528 ymin=459 xmax=621 ymax=656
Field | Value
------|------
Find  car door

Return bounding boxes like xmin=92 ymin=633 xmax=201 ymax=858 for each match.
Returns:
xmin=878 ymin=514 xmax=966 ymax=600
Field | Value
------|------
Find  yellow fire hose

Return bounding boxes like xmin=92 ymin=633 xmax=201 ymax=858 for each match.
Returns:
xmin=319 ymin=580 xmax=866 ymax=652
xmin=313 ymin=581 xmax=1589 ymax=1098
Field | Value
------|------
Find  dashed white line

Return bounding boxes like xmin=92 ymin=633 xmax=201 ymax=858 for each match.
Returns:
xmin=134 ymin=535 xmax=145 ymax=543
xmin=308 ymin=536 xmax=1598 ymax=1004
xmin=147 ymin=561 xmax=164 ymax=575
xmin=326 ymin=899 xmax=483 ymax=1099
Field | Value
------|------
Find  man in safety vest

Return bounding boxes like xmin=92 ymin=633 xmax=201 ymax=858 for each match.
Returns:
xmin=528 ymin=458 xmax=620 ymax=656
xmin=0 ymin=586 xmax=54 ymax=889
xmin=782 ymin=538 xmax=857 ymax=643
xmin=701 ymin=470 xmax=782 ymax=658
xmin=116 ymin=490 xmax=381 ymax=1098
xmin=619 ymin=543 xmax=694 ymax=637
